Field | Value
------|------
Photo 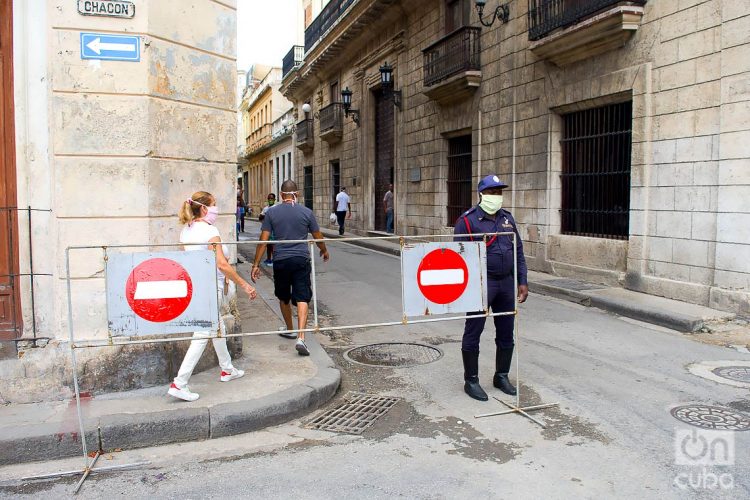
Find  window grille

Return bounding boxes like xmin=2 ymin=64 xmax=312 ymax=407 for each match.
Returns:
xmin=447 ymin=135 xmax=473 ymax=226
xmin=561 ymin=101 xmax=632 ymax=239
xmin=304 ymin=166 xmax=314 ymax=210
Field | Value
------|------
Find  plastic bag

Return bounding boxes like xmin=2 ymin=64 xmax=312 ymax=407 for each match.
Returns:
xmin=329 ymin=212 xmax=337 ymax=224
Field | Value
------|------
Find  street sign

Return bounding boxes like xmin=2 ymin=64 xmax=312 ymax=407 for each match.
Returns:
xmin=402 ymin=242 xmax=487 ymax=317
xmin=80 ymin=32 xmax=140 ymax=62
xmin=417 ymin=248 xmax=469 ymax=304
xmin=78 ymin=0 xmax=135 ymax=18
xmin=125 ymin=258 xmax=193 ymax=323
xmin=106 ymin=250 xmax=219 ymax=337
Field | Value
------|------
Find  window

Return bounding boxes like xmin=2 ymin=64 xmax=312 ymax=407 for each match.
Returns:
xmin=287 ymin=152 xmax=292 ymax=180
xmin=304 ymin=166 xmax=313 ymax=210
xmin=304 ymin=4 xmax=312 ymax=28
xmin=561 ymin=101 xmax=632 ymax=239
xmin=447 ymin=135 xmax=472 ymax=226
xmin=331 ymin=161 xmax=340 ymax=208
xmin=330 ymin=80 xmax=339 ymax=104
xmin=445 ymin=0 xmax=470 ymax=33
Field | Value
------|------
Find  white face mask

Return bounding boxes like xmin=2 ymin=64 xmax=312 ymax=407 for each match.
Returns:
xmin=281 ymin=191 xmax=298 ymax=205
xmin=479 ymin=194 xmax=503 ymax=214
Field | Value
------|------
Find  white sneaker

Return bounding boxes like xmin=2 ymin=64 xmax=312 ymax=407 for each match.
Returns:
xmin=168 ymin=383 xmax=199 ymax=402
xmin=295 ymin=339 xmax=310 ymax=356
xmin=220 ymin=368 xmax=245 ymax=382
xmin=278 ymin=326 xmax=297 ymax=339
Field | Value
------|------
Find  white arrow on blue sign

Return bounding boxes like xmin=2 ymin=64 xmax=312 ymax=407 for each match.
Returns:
xmin=80 ymin=32 xmax=140 ymax=62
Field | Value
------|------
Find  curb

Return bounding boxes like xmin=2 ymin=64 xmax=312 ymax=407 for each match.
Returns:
xmin=0 ymin=335 xmax=340 ymax=465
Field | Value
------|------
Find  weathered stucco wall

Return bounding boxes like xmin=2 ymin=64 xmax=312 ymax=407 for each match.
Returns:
xmin=4 ymin=0 xmax=239 ymax=402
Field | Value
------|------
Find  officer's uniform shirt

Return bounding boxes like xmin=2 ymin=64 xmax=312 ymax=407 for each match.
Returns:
xmin=454 ymin=206 xmax=528 ymax=285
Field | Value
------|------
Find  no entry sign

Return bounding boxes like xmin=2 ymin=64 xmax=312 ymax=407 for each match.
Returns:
xmin=402 ymin=242 xmax=487 ymax=317
xmin=125 ymin=258 xmax=193 ymax=323
xmin=106 ymin=250 xmax=218 ymax=337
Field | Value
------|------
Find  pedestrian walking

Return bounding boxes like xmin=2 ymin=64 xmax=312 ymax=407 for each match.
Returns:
xmin=236 ymin=191 xmax=248 ymax=233
xmin=454 ymin=175 xmax=528 ymax=401
xmin=383 ymin=183 xmax=394 ymax=234
xmin=258 ymin=193 xmax=276 ymax=265
xmin=251 ymin=180 xmax=329 ymax=356
xmin=334 ymin=186 xmax=351 ymax=235
xmin=168 ymin=191 xmax=258 ymax=402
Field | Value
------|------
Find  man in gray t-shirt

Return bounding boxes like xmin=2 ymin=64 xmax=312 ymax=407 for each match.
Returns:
xmin=383 ymin=183 xmax=394 ymax=233
xmin=252 ymin=180 xmax=329 ymax=356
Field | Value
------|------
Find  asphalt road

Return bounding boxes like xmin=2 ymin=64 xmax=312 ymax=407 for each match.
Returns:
xmin=2 ymin=226 xmax=748 ymax=499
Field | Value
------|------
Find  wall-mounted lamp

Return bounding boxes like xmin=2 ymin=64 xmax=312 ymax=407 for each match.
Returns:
xmin=301 ymin=102 xmax=319 ymax=119
xmin=341 ymin=87 xmax=360 ymax=126
xmin=379 ymin=62 xmax=401 ymax=110
xmin=475 ymin=0 xmax=509 ymax=27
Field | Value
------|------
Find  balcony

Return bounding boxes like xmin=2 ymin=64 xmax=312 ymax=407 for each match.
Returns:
xmin=296 ymin=119 xmax=314 ymax=152
xmin=282 ymin=45 xmax=304 ymax=79
xmin=246 ymin=123 xmax=272 ymax=155
xmin=305 ymin=0 xmax=356 ymax=52
xmin=528 ymin=0 xmax=647 ymax=66
xmin=319 ymin=103 xmax=344 ymax=144
xmin=422 ymin=27 xmax=481 ymax=105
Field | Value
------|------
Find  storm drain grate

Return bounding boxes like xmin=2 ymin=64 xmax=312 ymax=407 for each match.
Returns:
xmin=670 ymin=404 xmax=750 ymax=431
xmin=344 ymin=343 xmax=443 ymax=367
xmin=712 ymin=366 xmax=750 ymax=384
xmin=305 ymin=393 xmax=399 ymax=434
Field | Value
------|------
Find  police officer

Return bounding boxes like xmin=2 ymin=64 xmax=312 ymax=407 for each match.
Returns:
xmin=454 ymin=174 xmax=528 ymax=401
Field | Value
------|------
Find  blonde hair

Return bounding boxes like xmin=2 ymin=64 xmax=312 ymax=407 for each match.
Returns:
xmin=179 ymin=191 xmax=214 ymax=225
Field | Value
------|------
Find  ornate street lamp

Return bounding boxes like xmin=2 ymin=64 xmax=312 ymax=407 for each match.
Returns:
xmin=341 ymin=87 xmax=360 ymax=125
xmin=379 ymin=62 xmax=401 ymax=110
xmin=475 ymin=0 xmax=509 ymax=27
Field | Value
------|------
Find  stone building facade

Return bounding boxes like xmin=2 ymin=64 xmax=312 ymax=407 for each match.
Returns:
xmin=239 ymin=67 xmax=294 ymax=214
xmin=280 ymin=0 xmax=750 ymax=314
xmin=1 ymin=0 xmax=239 ymax=402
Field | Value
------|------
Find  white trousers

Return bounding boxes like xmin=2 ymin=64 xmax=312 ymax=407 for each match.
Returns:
xmin=173 ymin=286 xmax=234 ymax=388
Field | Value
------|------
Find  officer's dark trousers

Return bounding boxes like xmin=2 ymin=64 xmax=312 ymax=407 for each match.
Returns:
xmin=462 ymin=274 xmax=516 ymax=352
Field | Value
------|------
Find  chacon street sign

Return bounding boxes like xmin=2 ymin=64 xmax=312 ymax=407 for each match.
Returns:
xmin=80 ymin=32 xmax=140 ymax=62
xmin=78 ymin=0 xmax=135 ymax=18
xmin=401 ymin=241 xmax=487 ymax=317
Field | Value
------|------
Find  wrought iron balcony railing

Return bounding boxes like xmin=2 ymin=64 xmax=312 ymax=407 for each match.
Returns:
xmin=282 ymin=45 xmax=304 ymax=78
xmin=296 ymin=119 xmax=314 ymax=151
xmin=528 ymin=0 xmax=647 ymax=41
xmin=423 ymin=27 xmax=481 ymax=87
xmin=319 ymin=103 xmax=344 ymax=140
xmin=304 ymin=0 xmax=356 ymax=52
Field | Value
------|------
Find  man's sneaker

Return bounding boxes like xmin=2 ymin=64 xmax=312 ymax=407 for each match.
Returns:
xmin=220 ymin=368 xmax=245 ymax=382
xmin=295 ymin=339 xmax=310 ymax=356
xmin=263 ymin=259 xmax=273 ymax=267
xmin=278 ymin=326 xmax=297 ymax=339
xmin=167 ymin=383 xmax=199 ymax=402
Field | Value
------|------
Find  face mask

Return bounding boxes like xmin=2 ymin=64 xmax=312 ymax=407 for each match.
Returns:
xmin=267 ymin=199 xmax=275 ymax=206
xmin=203 ymin=206 xmax=219 ymax=225
xmin=281 ymin=191 xmax=298 ymax=205
xmin=479 ymin=194 xmax=503 ymax=214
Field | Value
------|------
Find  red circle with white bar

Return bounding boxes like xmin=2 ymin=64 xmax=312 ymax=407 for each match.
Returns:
xmin=125 ymin=258 xmax=193 ymax=322
xmin=417 ymin=249 xmax=469 ymax=304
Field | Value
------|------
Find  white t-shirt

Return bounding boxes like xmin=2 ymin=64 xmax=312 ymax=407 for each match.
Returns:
xmin=179 ymin=221 xmax=227 ymax=285
xmin=335 ymin=191 xmax=350 ymax=212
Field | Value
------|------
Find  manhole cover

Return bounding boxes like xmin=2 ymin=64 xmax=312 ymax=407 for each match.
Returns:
xmin=670 ymin=404 xmax=750 ymax=431
xmin=305 ymin=392 xmax=399 ymax=434
xmin=712 ymin=366 xmax=750 ymax=383
xmin=344 ymin=343 xmax=443 ymax=367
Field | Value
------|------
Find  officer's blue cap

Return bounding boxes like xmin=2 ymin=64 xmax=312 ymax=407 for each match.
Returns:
xmin=477 ymin=174 xmax=508 ymax=192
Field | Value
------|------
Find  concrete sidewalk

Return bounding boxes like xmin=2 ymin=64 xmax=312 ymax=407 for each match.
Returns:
xmin=318 ymin=226 xmax=736 ymax=332
xmin=0 ymin=260 xmax=340 ymax=465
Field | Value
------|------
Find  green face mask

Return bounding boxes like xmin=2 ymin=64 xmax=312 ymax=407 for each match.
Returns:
xmin=267 ymin=200 xmax=275 ymax=206
xmin=479 ymin=194 xmax=503 ymax=214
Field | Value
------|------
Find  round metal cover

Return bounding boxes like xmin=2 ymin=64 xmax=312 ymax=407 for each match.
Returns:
xmin=344 ymin=343 xmax=443 ymax=368
xmin=670 ymin=404 xmax=750 ymax=431
xmin=712 ymin=366 xmax=750 ymax=384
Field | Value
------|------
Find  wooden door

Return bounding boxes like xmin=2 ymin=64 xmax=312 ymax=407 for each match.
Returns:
xmin=0 ymin=0 xmax=21 ymax=339
xmin=374 ymin=89 xmax=394 ymax=232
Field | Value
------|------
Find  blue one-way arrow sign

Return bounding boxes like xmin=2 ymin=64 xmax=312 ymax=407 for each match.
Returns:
xmin=81 ymin=32 xmax=140 ymax=62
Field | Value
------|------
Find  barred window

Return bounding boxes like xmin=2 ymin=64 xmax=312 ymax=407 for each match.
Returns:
xmin=447 ymin=135 xmax=473 ymax=226
xmin=561 ymin=101 xmax=632 ymax=239
xmin=303 ymin=166 xmax=313 ymax=210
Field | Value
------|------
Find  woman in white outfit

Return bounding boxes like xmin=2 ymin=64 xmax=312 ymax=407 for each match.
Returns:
xmin=168 ymin=191 xmax=257 ymax=402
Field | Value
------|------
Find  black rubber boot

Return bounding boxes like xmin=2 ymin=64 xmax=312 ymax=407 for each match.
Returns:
xmin=462 ymin=350 xmax=488 ymax=401
xmin=493 ymin=347 xmax=517 ymax=396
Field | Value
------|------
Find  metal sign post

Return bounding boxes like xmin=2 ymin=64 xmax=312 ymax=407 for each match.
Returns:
xmin=474 ymin=232 xmax=558 ymax=428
